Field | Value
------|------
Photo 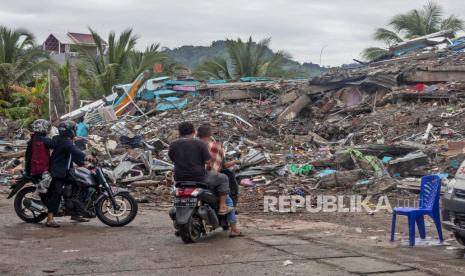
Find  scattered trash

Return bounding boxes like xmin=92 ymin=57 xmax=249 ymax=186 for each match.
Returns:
xmin=62 ymin=249 xmax=80 ymax=253
xmin=316 ymin=169 xmax=337 ymax=178
xmin=289 ymin=163 xmax=314 ymax=175
xmin=282 ymin=260 xmax=293 ymax=266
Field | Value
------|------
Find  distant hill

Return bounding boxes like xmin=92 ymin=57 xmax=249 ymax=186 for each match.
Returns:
xmin=163 ymin=40 xmax=326 ymax=77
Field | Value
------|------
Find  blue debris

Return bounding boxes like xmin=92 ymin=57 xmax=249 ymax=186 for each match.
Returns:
xmin=239 ymin=77 xmax=272 ymax=82
xmin=434 ymin=173 xmax=449 ymax=179
xmin=356 ymin=179 xmax=372 ymax=185
xmin=382 ymin=156 xmax=393 ymax=164
xmin=316 ymin=169 xmax=337 ymax=178
xmin=450 ymin=159 xmax=460 ymax=169
xmin=140 ymin=89 xmax=176 ymax=101
xmin=156 ymin=97 xmax=188 ymax=111
xmin=164 ymin=80 xmax=200 ymax=86
xmin=207 ymin=79 xmax=227 ymax=84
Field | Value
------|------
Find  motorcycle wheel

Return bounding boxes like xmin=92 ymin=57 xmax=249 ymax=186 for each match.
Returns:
xmin=455 ymin=232 xmax=465 ymax=246
xmin=96 ymin=193 xmax=138 ymax=227
xmin=179 ymin=214 xmax=202 ymax=243
xmin=14 ymin=186 xmax=47 ymax=223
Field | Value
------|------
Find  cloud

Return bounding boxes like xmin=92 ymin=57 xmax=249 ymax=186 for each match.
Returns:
xmin=1 ymin=0 xmax=463 ymax=66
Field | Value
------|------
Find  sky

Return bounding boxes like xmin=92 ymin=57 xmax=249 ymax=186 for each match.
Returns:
xmin=0 ymin=0 xmax=463 ymax=66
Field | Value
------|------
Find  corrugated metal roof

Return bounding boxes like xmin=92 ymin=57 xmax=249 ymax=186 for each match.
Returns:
xmin=50 ymin=33 xmax=76 ymax=45
xmin=68 ymin=32 xmax=107 ymax=46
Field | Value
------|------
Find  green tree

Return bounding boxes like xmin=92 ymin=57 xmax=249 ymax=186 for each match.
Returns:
xmin=0 ymin=26 xmax=51 ymax=100
xmin=81 ymin=28 xmax=167 ymax=96
xmin=362 ymin=1 xmax=464 ymax=61
xmin=194 ymin=37 xmax=294 ymax=80
xmin=57 ymin=59 xmax=101 ymax=100
xmin=123 ymin=43 xmax=169 ymax=82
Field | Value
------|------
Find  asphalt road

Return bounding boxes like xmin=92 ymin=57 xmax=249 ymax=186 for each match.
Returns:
xmin=0 ymin=189 xmax=458 ymax=275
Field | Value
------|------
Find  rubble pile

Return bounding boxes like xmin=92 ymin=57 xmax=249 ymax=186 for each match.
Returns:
xmin=2 ymin=31 xmax=465 ymax=207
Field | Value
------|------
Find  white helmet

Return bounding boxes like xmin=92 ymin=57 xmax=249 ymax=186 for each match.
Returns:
xmin=32 ymin=119 xmax=51 ymax=134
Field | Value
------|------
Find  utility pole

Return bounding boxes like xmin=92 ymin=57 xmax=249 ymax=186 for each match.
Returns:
xmin=319 ymin=44 xmax=329 ymax=67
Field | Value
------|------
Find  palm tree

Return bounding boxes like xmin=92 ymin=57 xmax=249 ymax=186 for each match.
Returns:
xmin=81 ymin=28 xmax=167 ymax=96
xmin=193 ymin=37 xmax=293 ymax=80
xmin=0 ymin=26 xmax=51 ymax=100
xmin=362 ymin=1 xmax=465 ymax=61
xmin=123 ymin=43 xmax=169 ymax=82
xmin=193 ymin=56 xmax=232 ymax=80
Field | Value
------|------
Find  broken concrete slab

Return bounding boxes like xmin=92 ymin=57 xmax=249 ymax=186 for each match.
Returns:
xmin=279 ymin=90 xmax=300 ymax=105
xmin=213 ymin=90 xmax=259 ymax=100
xmin=387 ymin=151 xmax=429 ymax=176
xmin=278 ymin=94 xmax=311 ymax=122
xmin=406 ymin=66 xmax=465 ymax=83
xmin=320 ymin=169 xmax=365 ymax=188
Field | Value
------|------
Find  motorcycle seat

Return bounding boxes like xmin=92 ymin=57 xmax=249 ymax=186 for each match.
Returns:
xmin=175 ymin=181 xmax=209 ymax=189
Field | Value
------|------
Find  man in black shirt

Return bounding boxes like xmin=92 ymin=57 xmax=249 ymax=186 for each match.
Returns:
xmin=169 ymin=122 xmax=232 ymax=214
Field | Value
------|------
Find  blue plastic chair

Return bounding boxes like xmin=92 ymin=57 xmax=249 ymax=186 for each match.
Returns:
xmin=390 ymin=175 xmax=443 ymax=246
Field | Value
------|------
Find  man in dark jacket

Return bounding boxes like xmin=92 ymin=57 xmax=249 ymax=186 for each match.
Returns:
xmin=43 ymin=120 xmax=93 ymax=228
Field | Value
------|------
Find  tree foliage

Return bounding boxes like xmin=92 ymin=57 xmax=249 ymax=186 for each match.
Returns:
xmin=80 ymin=28 xmax=168 ymax=97
xmin=0 ymin=26 xmax=51 ymax=100
xmin=362 ymin=1 xmax=465 ymax=61
xmin=194 ymin=37 xmax=298 ymax=80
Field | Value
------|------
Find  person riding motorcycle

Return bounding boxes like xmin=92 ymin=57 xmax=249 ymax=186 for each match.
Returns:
xmin=197 ymin=124 xmax=242 ymax=237
xmin=43 ymin=120 xmax=95 ymax=228
xmin=168 ymin=122 xmax=233 ymax=215
xmin=25 ymin=119 xmax=54 ymax=201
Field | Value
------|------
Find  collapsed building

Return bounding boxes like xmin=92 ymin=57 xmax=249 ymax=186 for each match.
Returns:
xmin=2 ymin=31 xmax=465 ymax=206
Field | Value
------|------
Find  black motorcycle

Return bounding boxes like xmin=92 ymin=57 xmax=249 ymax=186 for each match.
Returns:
xmin=8 ymin=165 xmax=138 ymax=227
xmin=169 ymin=181 xmax=228 ymax=243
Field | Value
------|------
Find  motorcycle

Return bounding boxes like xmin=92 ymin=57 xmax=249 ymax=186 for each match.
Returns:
xmin=8 ymin=164 xmax=138 ymax=227
xmin=169 ymin=181 xmax=229 ymax=243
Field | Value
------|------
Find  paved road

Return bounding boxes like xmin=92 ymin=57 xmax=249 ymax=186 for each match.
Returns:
xmin=0 ymin=191 xmax=436 ymax=276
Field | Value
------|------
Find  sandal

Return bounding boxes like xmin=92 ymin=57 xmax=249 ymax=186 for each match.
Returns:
xmin=229 ymin=231 xmax=244 ymax=238
xmin=45 ymin=221 xmax=60 ymax=228
xmin=218 ymin=206 xmax=235 ymax=215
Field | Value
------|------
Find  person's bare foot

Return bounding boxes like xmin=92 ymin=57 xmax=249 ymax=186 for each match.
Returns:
xmin=229 ymin=230 xmax=243 ymax=237
xmin=45 ymin=220 xmax=60 ymax=228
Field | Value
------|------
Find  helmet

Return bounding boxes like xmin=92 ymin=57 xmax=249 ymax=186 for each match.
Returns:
xmin=32 ymin=119 xmax=51 ymax=134
xmin=58 ymin=120 xmax=77 ymax=138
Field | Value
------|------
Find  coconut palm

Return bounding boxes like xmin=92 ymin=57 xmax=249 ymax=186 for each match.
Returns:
xmin=0 ymin=26 xmax=51 ymax=100
xmin=194 ymin=37 xmax=293 ymax=80
xmin=81 ymin=28 xmax=167 ymax=96
xmin=362 ymin=1 xmax=465 ymax=61
xmin=193 ymin=56 xmax=232 ymax=80
xmin=123 ymin=43 xmax=169 ymax=82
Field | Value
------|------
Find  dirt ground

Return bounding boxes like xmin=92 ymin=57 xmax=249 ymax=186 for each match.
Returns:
xmin=1 ymin=185 xmax=464 ymax=276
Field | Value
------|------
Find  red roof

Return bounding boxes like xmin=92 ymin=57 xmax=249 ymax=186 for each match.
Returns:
xmin=67 ymin=32 xmax=107 ymax=46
